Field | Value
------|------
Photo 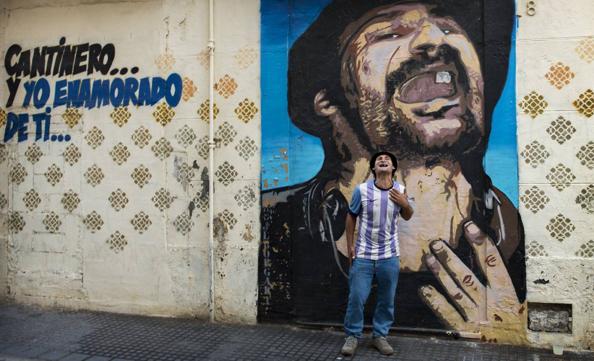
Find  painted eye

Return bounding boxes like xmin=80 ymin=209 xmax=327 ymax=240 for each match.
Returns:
xmin=443 ymin=29 xmax=451 ymax=34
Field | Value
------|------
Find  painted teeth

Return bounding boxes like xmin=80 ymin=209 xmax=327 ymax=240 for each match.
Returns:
xmin=435 ymin=71 xmax=452 ymax=84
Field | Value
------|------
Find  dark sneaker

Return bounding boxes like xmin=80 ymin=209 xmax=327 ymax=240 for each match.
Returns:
xmin=341 ymin=336 xmax=358 ymax=356
xmin=372 ymin=336 xmax=394 ymax=355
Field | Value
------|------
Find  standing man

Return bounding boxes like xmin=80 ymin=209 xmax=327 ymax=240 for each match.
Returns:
xmin=341 ymin=151 xmax=413 ymax=356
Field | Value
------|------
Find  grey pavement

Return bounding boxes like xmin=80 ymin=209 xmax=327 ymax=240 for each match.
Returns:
xmin=0 ymin=302 xmax=592 ymax=361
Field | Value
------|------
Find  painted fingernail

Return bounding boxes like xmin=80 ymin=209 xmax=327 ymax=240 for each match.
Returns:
xmin=425 ymin=254 xmax=440 ymax=272
xmin=464 ymin=222 xmax=482 ymax=240
xmin=419 ymin=286 xmax=432 ymax=298
xmin=430 ymin=240 xmax=444 ymax=251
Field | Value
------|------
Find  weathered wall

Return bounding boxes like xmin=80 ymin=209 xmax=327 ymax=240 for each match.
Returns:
xmin=0 ymin=0 xmax=260 ymax=323
xmin=516 ymin=0 xmax=594 ymax=350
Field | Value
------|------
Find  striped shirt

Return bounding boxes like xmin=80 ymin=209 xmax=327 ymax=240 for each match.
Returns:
xmin=348 ymin=180 xmax=405 ymax=260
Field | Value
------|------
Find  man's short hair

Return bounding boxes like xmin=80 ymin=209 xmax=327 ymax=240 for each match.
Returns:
xmin=288 ymin=0 xmax=514 ymax=141
xmin=370 ymin=151 xmax=398 ymax=177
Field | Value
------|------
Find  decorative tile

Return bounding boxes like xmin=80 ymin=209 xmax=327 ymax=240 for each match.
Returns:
xmin=193 ymin=189 xmax=209 ymax=213
xmin=43 ymin=212 xmax=61 ymax=233
xmin=173 ymin=211 xmax=193 ymax=236
xmin=526 ymin=241 xmax=548 ymax=258
xmin=182 ymin=77 xmax=198 ymax=101
xmin=83 ymin=211 xmax=104 ymax=233
xmin=520 ymin=141 xmax=549 ymax=168
xmin=85 ymin=126 xmax=104 ymax=149
xmin=7 ymin=211 xmax=25 ymax=234
xmin=518 ymin=91 xmax=548 ymax=119
xmin=197 ymin=48 xmax=209 ymax=68
xmin=110 ymin=107 xmax=131 ymax=127
xmin=218 ymin=209 xmax=237 ymax=230
xmin=576 ymin=141 xmax=594 ymax=169
xmin=520 ymin=186 xmax=549 ymax=214
xmin=546 ymin=164 xmax=576 ymax=192
xmin=152 ymin=188 xmax=173 ymax=212
xmin=575 ymin=185 xmax=594 ymax=214
xmin=236 ymin=137 xmax=258 ymax=161
xmin=108 ymin=189 xmax=129 ymax=211
xmin=215 ymin=161 xmax=238 ymax=186
xmin=575 ymin=38 xmax=594 ymax=63
xmin=573 ymin=89 xmax=594 ymax=118
xmin=197 ymin=135 xmax=210 ymax=160
xmin=234 ymin=47 xmax=257 ymax=69
xmin=44 ymin=164 xmax=63 ymax=186
xmin=575 ymin=240 xmax=594 ymax=258
xmin=109 ymin=142 xmax=131 ymax=165
xmin=198 ymin=100 xmax=220 ymax=123
xmin=23 ymin=189 xmax=41 ymax=211
xmin=153 ymin=102 xmax=175 ymax=127
xmin=61 ymin=190 xmax=80 ymax=213
xmin=106 ymin=231 xmax=127 ymax=253
xmin=131 ymin=212 xmax=152 ymax=234
xmin=215 ymin=122 xmax=237 ymax=146
xmin=10 ymin=163 xmax=27 ymax=185
xmin=234 ymin=185 xmax=256 ymax=211
xmin=214 ymin=74 xmax=237 ymax=99
xmin=84 ymin=164 xmax=105 ymax=187
xmin=131 ymin=165 xmax=152 ymax=188
xmin=546 ymin=214 xmax=575 ymax=242
xmin=62 ymin=107 xmax=82 ymax=128
xmin=546 ymin=116 xmax=575 ymax=145
xmin=151 ymin=137 xmax=173 ymax=160
xmin=0 ymin=108 xmax=6 ymax=128
xmin=175 ymin=125 xmax=197 ymax=148
xmin=0 ymin=193 xmax=7 ymax=209
xmin=545 ymin=62 xmax=574 ymax=90
xmin=0 ymin=144 xmax=7 ymax=164
xmin=234 ymin=98 xmax=258 ymax=123
xmin=63 ymin=144 xmax=81 ymax=166
xmin=132 ymin=126 xmax=152 ymax=149
xmin=25 ymin=144 xmax=43 ymax=164
xmin=176 ymin=162 xmax=194 ymax=185
xmin=155 ymin=52 xmax=176 ymax=72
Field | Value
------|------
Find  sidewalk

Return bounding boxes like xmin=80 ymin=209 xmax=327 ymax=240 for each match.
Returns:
xmin=0 ymin=303 xmax=592 ymax=361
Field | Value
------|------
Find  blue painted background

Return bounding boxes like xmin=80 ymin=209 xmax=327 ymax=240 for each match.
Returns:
xmin=261 ymin=0 xmax=518 ymax=206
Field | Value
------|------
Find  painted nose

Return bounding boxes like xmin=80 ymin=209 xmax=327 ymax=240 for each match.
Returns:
xmin=409 ymin=21 xmax=446 ymax=57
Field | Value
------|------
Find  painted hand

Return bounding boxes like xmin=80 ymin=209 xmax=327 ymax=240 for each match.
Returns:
xmin=419 ymin=221 xmax=527 ymax=344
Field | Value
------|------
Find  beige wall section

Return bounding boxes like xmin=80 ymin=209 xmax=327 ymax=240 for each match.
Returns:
xmin=0 ymin=0 xmax=260 ymax=323
xmin=516 ymin=0 xmax=594 ymax=350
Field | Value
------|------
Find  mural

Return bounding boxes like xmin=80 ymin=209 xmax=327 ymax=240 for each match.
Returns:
xmin=259 ymin=0 xmax=527 ymax=343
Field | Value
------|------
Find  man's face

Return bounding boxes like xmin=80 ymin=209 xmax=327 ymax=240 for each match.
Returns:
xmin=373 ymin=154 xmax=395 ymax=176
xmin=340 ymin=4 xmax=484 ymax=152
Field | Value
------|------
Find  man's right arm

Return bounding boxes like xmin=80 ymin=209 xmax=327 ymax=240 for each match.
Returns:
xmin=346 ymin=213 xmax=356 ymax=265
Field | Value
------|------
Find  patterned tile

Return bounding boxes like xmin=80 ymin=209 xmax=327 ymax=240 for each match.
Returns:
xmin=176 ymin=162 xmax=194 ymax=185
xmin=151 ymin=137 xmax=173 ymax=160
xmin=132 ymin=126 xmax=152 ymax=149
xmin=215 ymin=161 xmax=238 ymax=186
xmin=23 ymin=189 xmax=41 ymax=211
xmin=109 ymin=142 xmax=131 ymax=165
xmin=573 ymin=89 xmax=594 ymax=118
xmin=10 ymin=163 xmax=27 ymax=185
xmin=44 ymin=164 xmax=63 ymax=186
xmin=234 ymin=98 xmax=258 ymax=123
xmin=63 ymin=144 xmax=81 ymax=166
xmin=520 ymin=186 xmax=549 ymax=214
xmin=198 ymin=99 xmax=220 ymax=123
xmin=131 ymin=165 xmax=152 ymax=188
xmin=518 ymin=91 xmax=548 ymax=119
xmin=153 ymin=102 xmax=176 ymax=127
xmin=193 ymin=189 xmax=209 ymax=213
xmin=218 ymin=209 xmax=237 ymax=230
xmin=197 ymin=48 xmax=209 ymax=68
xmin=106 ymin=231 xmax=127 ymax=253
xmin=62 ymin=107 xmax=82 ymax=128
xmin=110 ymin=107 xmax=131 ymax=127
xmin=85 ymin=126 xmax=105 ymax=149
xmin=155 ymin=52 xmax=176 ymax=72
xmin=0 ymin=144 xmax=7 ymax=164
xmin=7 ymin=211 xmax=25 ymax=234
xmin=234 ymin=185 xmax=256 ymax=211
xmin=576 ymin=141 xmax=594 ymax=169
xmin=575 ymin=240 xmax=594 ymax=258
xmin=43 ymin=212 xmax=61 ymax=233
xmin=108 ymin=189 xmax=129 ymax=212
xmin=575 ymin=38 xmax=594 ymax=63
xmin=61 ymin=190 xmax=80 ymax=213
xmin=83 ymin=211 xmax=104 ymax=233
xmin=131 ymin=212 xmax=152 ymax=234
xmin=175 ymin=125 xmax=197 ymax=148
xmin=234 ymin=47 xmax=257 ymax=69
xmin=575 ymin=185 xmax=594 ymax=214
xmin=0 ymin=193 xmax=7 ymax=209
xmin=526 ymin=241 xmax=548 ymax=258
xmin=84 ymin=164 xmax=105 ymax=187
xmin=214 ymin=74 xmax=237 ymax=99
xmin=236 ymin=136 xmax=258 ymax=161
xmin=152 ymin=188 xmax=173 ymax=212
xmin=25 ymin=144 xmax=43 ymax=164
xmin=0 ymin=108 xmax=6 ymax=128
xmin=182 ymin=77 xmax=198 ymax=101
xmin=197 ymin=135 xmax=210 ymax=160
xmin=546 ymin=214 xmax=575 ymax=242
xmin=520 ymin=141 xmax=549 ymax=168
xmin=546 ymin=164 xmax=575 ymax=191
xmin=545 ymin=62 xmax=574 ymax=89
xmin=173 ymin=211 xmax=193 ymax=236
xmin=546 ymin=116 xmax=575 ymax=145
xmin=215 ymin=122 xmax=237 ymax=146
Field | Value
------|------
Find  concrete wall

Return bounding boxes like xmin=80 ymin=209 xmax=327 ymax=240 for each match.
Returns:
xmin=0 ymin=0 xmax=260 ymax=323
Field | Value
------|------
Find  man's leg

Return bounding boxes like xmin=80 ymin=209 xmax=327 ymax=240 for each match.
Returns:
xmin=372 ymin=256 xmax=399 ymax=337
xmin=343 ymin=258 xmax=374 ymax=337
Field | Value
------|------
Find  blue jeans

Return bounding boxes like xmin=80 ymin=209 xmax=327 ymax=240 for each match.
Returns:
xmin=344 ymin=256 xmax=400 ymax=338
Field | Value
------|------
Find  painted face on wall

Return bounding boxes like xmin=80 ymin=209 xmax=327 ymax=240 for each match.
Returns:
xmin=340 ymin=4 xmax=485 ymax=152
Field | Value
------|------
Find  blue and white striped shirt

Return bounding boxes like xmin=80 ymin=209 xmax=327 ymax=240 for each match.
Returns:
xmin=348 ymin=180 xmax=405 ymax=260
